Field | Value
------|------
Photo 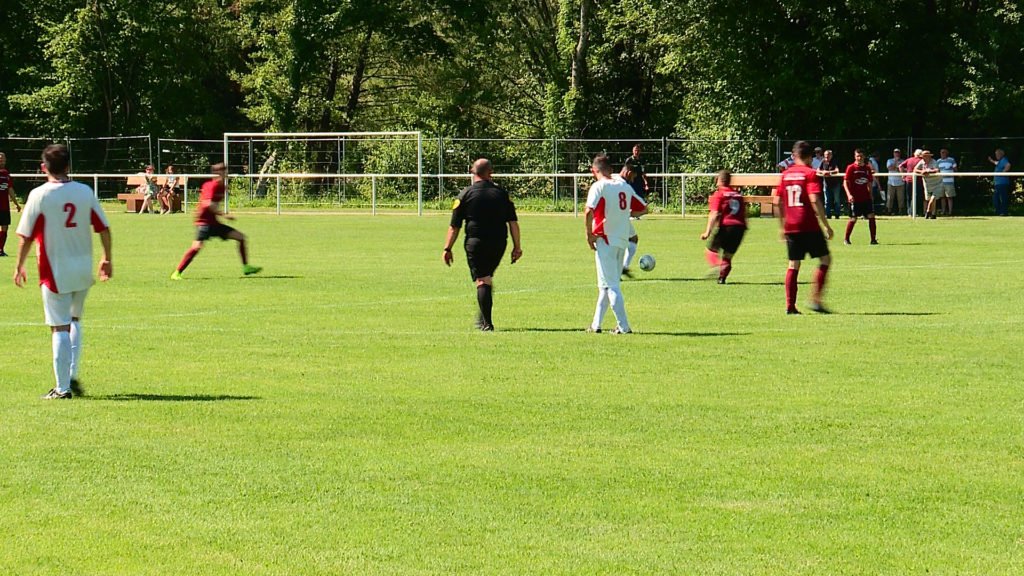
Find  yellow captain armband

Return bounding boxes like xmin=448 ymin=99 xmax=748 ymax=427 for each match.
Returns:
xmin=451 ymin=199 xmax=461 ymax=210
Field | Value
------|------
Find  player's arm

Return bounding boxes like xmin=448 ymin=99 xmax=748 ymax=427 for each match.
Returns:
xmin=98 ymin=228 xmax=113 ymax=281
xmin=842 ymin=168 xmax=853 ymax=201
xmin=13 ymin=234 xmax=32 ymax=287
xmin=772 ymin=185 xmax=786 ymax=241
xmin=701 ymin=195 xmax=720 ymax=240
xmin=641 ymin=173 xmax=649 ymax=192
xmin=7 ymin=185 xmax=19 ymax=212
xmin=508 ymin=221 xmax=522 ymax=263
xmin=584 ymin=207 xmax=597 ymax=250
xmin=442 ymin=226 xmax=459 ymax=266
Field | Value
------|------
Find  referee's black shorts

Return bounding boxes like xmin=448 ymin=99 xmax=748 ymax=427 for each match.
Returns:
xmin=196 ymin=222 xmax=236 ymax=242
xmin=850 ymin=200 xmax=874 ymax=218
xmin=464 ymin=238 xmax=506 ymax=280
xmin=708 ymin=225 xmax=746 ymax=255
xmin=785 ymin=231 xmax=830 ymax=261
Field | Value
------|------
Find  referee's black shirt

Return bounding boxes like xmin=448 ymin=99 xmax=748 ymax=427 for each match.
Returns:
xmin=450 ymin=180 xmax=518 ymax=242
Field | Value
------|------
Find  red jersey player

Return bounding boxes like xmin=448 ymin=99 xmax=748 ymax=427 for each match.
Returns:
xmin=0 ymin=151 xmax=23 ymax=257
xmin=843 ymin=149 xmax=878 ymax=245
xmin=773 ymin=141 xmax=834 ymax=314
xmin=171 ymin=163 xmax=261 ymax=279
xmin=700 ymin=170 xmax=747 ymax=284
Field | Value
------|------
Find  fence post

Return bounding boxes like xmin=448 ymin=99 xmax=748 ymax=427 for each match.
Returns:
xmin=93 ymin=175 xmax=99 ymax=200
xmin=183 ymin=178 xmax=188 ymax=213
xmin=681 ymin=176 xmax=686 ymax=217
xmin=438 ymin=135 xmax=444 ymax=210
xmin=417 ymin=132 xmax=423 ymax=216
xmin=573 ymin=175 xmax=578 ymax=217
xmin=276 ymin=176 xmax=281 ymax=216
xmin=67 ymin=137 xmax=74 ymax=172
xmin=372 ymin=176 xmax=377 ymax=215
xmin=552 ymin=136 xmax=558 ymax=207
xmin=157 ymin=141 xmax=162 ymax=173
xmin=911 ymin=175 xmax=917 ymax=219
xmin=661 ymin=137 xmax=668 ymax=208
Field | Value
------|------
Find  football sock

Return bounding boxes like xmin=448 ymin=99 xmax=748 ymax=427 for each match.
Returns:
xmin=624 ymin=242 xmax=638 ymax=268
xmin=814 ymin=265 xmax=829 ymax=301
xmin=844 ymin=220 xmax=855 ymax=242
xmin=868 ymin=218 xmax=877 ymax=241
xmin=608 ymin=286 xmax=630 ymax=332
xmin=238 ymin=240 xmax=249 ymax=265
xmin=70 ymin=320 xmax=82 ymax=380
xmin=592 ymin=287 xmax=610 ymax=329
xmin=0 ymin=229 xmax=7 ymax=251
xmin=52 ymin=331 xmax=72 ymax=394
xmin=720 ymin=258 xmax=732 ymax=281
xmin=177 ymin=248 xmax=199 ymax=273
xmin=705 ymin=249 xmax=721 ymax=267
xmin=476 ymin=284 xmax=493 ymax=327
xmin=785 ymin=268 xmax=799 ymax=310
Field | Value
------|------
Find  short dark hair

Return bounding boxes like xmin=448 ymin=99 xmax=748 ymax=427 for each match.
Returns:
xmin=792 ymin=141 xmax=812 ymax=161
xmin=854 ymin=148 xmax=866 ymax=156
xmin=717 ymin=169 xmax=732 ymax=187
xmin=211 ymin=162 xmax=227 ymax=172
xmin=42 ymin=144 xmax=70 ymax=175
xmin=592 ymin=154 xmax=613 ymax=173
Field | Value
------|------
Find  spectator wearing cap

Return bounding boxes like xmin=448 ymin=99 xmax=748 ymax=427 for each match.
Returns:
xmin=914 ymin=150 xmax=943 ymax=219
xmin=811 ymin=147 xmax=825 ymax=170
xmin=899 ymin=149 xmax=925 ymax=215
xmin=886 ymin=148 xmax=906 ymax=215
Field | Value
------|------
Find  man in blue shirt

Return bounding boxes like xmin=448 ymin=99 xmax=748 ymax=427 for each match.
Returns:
xmin=988 ymin=149 xmax=1012 ymax=216
xmin=935 ymin=149 xmax=957 ymax=216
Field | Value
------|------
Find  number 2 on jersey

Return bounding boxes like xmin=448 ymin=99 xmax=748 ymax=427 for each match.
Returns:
xmin=786 ymin=185 xmax=804 ymax=207
xmin=64 ymin=203 xmax=78 ymax=228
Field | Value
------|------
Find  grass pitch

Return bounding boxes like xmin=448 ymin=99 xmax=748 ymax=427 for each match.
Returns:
xmin=1 ymin=209 xmax=1022 ymax=575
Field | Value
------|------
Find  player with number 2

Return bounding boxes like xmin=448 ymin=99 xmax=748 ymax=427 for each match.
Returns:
xmin=700 ymin=170 xmax=747 ymax=284
xmin=13 ymin=144 xmax=113 ymax=399
xmin=773 ymin=141 xmax=834 ymax=315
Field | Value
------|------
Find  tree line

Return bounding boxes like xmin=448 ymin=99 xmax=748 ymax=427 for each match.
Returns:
xmin=1 ymin=0 xmax=1022 ymax=146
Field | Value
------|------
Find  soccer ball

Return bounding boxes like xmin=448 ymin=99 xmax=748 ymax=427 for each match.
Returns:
xmin=638 ymin=254 xmax=656 ymax=272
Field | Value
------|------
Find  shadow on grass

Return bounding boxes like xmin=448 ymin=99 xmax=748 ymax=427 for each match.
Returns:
xmin=509 ymin=327 xmax=751 ymax=337
xmin=629 ymin=277 xmax=707 ymax=283
xmin=724 ymin=281 xmax=785 ymax=286
xmin=841 ymin=312 xmax=940 ymax=317
xmin=91 ymin=393 xmax=261 ymax=402
xmin=241 ymin=275 xmax=302 ymax=279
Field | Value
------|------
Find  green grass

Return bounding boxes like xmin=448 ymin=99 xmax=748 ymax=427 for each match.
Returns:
xmin=1 ymin=208 xmax=1022 ymax=575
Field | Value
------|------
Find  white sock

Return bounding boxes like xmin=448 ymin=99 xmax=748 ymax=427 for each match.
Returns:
xmin=624 ymin=242 xmax=638 ymax=268
xmin=608 ymin=286 xmax=630 ymax=332
xmin=70 ymin=320 xmax=82 ymax=380
xmin=592 ymin=288 xmax=610 ymax=330
xmin=52 ymin=331 xmax=72 ymax=393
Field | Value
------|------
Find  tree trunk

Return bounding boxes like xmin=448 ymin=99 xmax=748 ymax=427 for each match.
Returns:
xmin=570 ymin=0 xmax=590 ymax=92
xmin=342 ymin=29 xmax=373 ymax=131
xmin=318 ymin=57 xmax=341 ymax=132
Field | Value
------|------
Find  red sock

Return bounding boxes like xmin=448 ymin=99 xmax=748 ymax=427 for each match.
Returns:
xmin=814 ymin=264 xmax=829 ymax=301
xmin=720 ymin=258 xmax=732 ymax=281
xmin=177 ymin=247 xmax=199 ymax=273
xmin=705 ymin=249 xmax=721 ymax=267
xmin=0 ymin=229 xmax=7 ymax=252
xmin=845 ymin=220 xmax=855 ymax=242
xmin=785 ymin=268 xmax=799 ymax=310
xmin=869 ymin=218 xmax=877 ymax=241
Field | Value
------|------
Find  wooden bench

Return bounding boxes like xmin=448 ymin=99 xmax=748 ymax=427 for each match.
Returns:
xmin=120 ymin=175 xmax=185 ymax=212
xmin=730 ymin=173 xmax=781 ymax=217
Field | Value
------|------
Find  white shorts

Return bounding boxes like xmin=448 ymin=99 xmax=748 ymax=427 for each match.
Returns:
xmin=595 ymin=240 xmax=625 ymax=289
xmin=628 ymin=220 xmax=637 ymax=238
xmin=41 ymin=286 xmax=88 ymax=326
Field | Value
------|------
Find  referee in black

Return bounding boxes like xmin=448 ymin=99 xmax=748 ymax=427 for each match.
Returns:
xmin=442 ymin=158 xmax=522 ymax=331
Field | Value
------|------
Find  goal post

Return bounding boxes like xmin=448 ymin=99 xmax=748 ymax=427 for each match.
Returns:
xmin=221 ymin=131 xmax=424 ymax=214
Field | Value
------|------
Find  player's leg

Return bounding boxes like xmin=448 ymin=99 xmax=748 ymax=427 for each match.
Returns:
xmin=226 ymin=227 xmax=262 ymax=275
xmin=784 ymin=234 xmax=804 ymax=314
xmin=173 ymin=239 xmax=205 ymax=279
xmin=718 ymin=227 xmax=744 ymax=284
xmin=68 ymin=290 xmax=89 ymax=396
xmin=810 ymin=252 xmax=832 ymax=313
xmin=41 ymin=287 xmax=74 ymax=398
xmin=844 ymin=213 xmax=857 ymax=244
xmin=0 ymin=224 xmax=8 ymax=256
xmin=623 ymin=230 xmax=638 ymax=277
xmin=591 ymin=244 xmax=612 ymax=331
xmin=475 ymin=277 xmax=494 ymax=331
xmin=868 ymin=212 xmax=877 ymax=244
xmin=605 ymin=246 xmax=631 ymax=333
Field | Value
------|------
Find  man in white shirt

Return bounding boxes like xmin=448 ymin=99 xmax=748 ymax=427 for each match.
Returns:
xmin=811 ymin=147 xmax=825 ymax=170
xmin=13 ymin=144 xmax=113 ymax=399
xmin=936 ymin=148 xmax=957 ymax=216
xmin=585 ymin=154 xmax=646 ymax=334
xmin=885 ymin=149 xmax=905 ymax=215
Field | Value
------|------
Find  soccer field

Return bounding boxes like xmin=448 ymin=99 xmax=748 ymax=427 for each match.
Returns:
xmin=1 ymin=210 xmax=1022 ymax=575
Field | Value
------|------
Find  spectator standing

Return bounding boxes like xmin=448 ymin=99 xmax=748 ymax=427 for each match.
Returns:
xmin=777 ymin=153 xmax=796 ymax=172
xmin=622 ymin=144 xmax=649 ymax=200
xmin=818 ymin=149 xmax=843 ymax=219
xmin=136 ymin=164 xmax=159 ymax=214
xmin=915 ymin=150 xmax=943 ymax=219
xmin=811 ymin=147 xmax=825 ymax=170
xmin=988 ymin=149 xmax=1012 ymax=216
xmin=886 ymin=149 xmax=906 ymax=215
xmin=868 ymin=151 xmax=884 ymax=208
xmin=935 ymin=148 xmax=957 ymax=216
xmin=899 ymin=149 xmax=924 ymax=216
xmin=0 ymin=152 xmax=22 ymax=256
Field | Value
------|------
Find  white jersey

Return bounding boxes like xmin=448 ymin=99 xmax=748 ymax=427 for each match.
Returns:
xmin=16 ymin=180 xmax=110 ymax=294
xmin=586 ymin=176 xmax=645 ymax=248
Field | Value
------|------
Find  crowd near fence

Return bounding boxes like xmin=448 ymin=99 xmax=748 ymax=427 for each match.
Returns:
xmin=2 ymin=133 xmax=1021 ymax=216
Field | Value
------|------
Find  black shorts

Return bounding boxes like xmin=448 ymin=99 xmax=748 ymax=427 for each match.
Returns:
xmin=0 ymin=210 xmax=10 ymax=227
xmin=464 ymin=238 xmax=506 ymax=280
xmin=708 ymin=225 xmax=746 ymax=255
xmin=196 ymin=222 xmax=236 ymax=242
xmin=850 ymin=201 xmax=874 ymax=218
xmin=786 ymin=231 xmax=830 ymax=261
